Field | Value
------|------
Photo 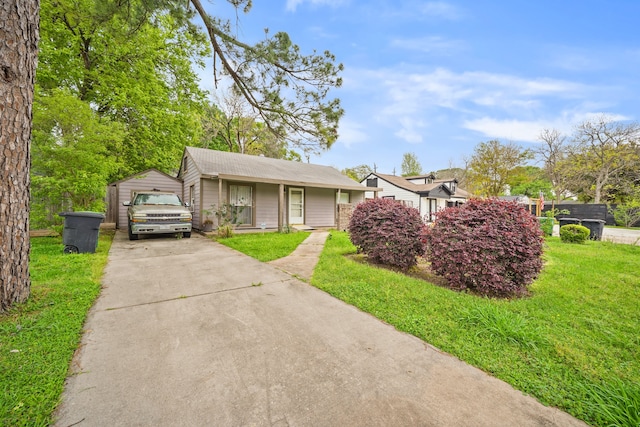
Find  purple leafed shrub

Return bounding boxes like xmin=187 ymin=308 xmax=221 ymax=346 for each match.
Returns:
xmin=349 ymin=198 xmax=426 ymax=270
xmin=425 ymin=198 xmax=544 ymax=297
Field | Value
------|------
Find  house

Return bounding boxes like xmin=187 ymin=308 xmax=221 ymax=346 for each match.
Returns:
xmin=178 ymin=147 xmax=380 ymax=231
xmin=361 ymin=172 xmax=469 ymax=222
xmin=107 ymin=168 xmax=183 ymax=228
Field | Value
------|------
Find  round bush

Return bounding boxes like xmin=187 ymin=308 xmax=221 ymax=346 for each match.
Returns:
xmin=425 ymin=198 xmax=544 ymax=297
xmin=559 ymin=224 xmax=590 ymax=243
xmin=348 ymin=198 xmax=426 ymax=270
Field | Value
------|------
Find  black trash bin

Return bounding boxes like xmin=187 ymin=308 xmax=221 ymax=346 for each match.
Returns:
xmin=558 ymin=217 xmax=581 ymax=227
xmin=59 ymin=212 xmax=105 ymax=254
xmin=581 ymin=219 xmax=605 ymax=241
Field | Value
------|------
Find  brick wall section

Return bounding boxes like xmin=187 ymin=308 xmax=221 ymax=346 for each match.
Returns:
xmin=336 ymin=203 xmax=354 ymax=231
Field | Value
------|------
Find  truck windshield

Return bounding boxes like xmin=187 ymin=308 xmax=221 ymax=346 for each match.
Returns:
xmin=134 ymin=194 xmax=182 ymax=206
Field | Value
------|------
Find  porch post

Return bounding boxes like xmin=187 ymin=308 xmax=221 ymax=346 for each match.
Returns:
xmin=278 ymin=184 xmax=285 ymax=232
xmin=218 ymin=178 xmax=223 ymax=225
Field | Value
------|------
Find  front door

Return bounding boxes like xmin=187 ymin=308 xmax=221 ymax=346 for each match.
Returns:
xmin=289 ymin=188 xmax=304 ymax=224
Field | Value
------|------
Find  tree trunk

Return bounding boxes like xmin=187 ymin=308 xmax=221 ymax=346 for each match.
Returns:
xmin=0 ymin=1 xmax=39 ymax=311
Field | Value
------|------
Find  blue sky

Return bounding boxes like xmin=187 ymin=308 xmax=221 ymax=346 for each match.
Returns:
xmin=200 ymin=1 xmax=640 ymax=175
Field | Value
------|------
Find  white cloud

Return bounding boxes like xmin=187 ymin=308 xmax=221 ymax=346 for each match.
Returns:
xmin=463 ymin=118 xmax=553 ymax=142
xmin=394 ymin=117 xmax=427 ymax=143
xmin=286 ymin=0 xmax=347 ymax=12
xmin=462 ymin=111 xmax=631 ymax=143
xmin=339 ymin=64 xmax=607 ymax=145
xmin=335 ymin=117 xmax=368 ymax=148
xmin=418 ymin=1 xmax=464 ymax=20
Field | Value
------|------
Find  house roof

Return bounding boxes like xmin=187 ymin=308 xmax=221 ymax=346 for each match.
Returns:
xmin=108 ymin=168 xmax=180 ymax=186
xmin=183 ymin=147 xmax=376 ymax=192
xmin=367 ymin=172 xmax=469 ymax=199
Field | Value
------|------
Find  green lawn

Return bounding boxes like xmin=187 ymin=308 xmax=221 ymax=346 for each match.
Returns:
xmin=3 ymin=230 xmax=637 ymax=426
xmin=312 ymin=232 xmax=640 ymax=427
xmin=0 ymin=233 xmax=113 ymax=427
xmin=215 ymin=231 xmax=310 ymax=261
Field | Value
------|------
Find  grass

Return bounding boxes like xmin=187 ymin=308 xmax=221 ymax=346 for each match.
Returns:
xmin=311 ymin=232 xmax=640 ymax=427
xmin=0 ymin=232 xmax=113 ymax=427
xmin=215 ymin=231 xmax=310 ymax=261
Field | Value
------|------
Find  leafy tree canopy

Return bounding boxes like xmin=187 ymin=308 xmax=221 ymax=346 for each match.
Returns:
xmin=401 ymin=152 xmax=422 ymax=177
xmin=342 ymin=164 xmax=374 ymax=182
xmin=190 ymin=0 xmax=344 ymax=156
xmin=467 ymin=140 xmax=533 ymax=197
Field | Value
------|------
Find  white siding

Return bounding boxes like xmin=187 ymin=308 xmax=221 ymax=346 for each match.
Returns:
xmin=116 ymin=170 xmax=182 ymax=229
xmin=363 ymin=176 xmax=420 ymax=210
xmin=304 ymin=187 xmax=335 ymax=227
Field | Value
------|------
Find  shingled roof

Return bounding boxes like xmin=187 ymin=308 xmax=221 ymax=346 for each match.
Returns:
xmin=370 ymin=172 xmax=469 ymax=198
xmin=183 ymin=147 xmax=373 ymax=191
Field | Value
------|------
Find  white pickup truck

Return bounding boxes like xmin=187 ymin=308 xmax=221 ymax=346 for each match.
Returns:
xmin=123 ymin=191 xmax=192 ymax=240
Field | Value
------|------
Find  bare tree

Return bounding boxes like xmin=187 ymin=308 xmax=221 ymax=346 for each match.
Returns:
xmin=570 ymin=116 xmax=640 ymax=203
xmin=537 ymin=129 xmax=571 ymax=203
xmin=0 ymin=1 xmax=39 ymax=311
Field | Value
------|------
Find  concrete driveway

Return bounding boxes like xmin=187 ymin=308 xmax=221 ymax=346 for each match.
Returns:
xmin=54 ymin=232 xmax=586 ymax=427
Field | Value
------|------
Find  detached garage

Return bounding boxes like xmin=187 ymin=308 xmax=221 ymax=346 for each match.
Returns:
xmin=106 ymin=169 xmax=183 ymax=229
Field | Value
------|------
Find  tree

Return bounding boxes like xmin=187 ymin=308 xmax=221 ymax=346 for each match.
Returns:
xmin=200 ymin=90 xmax=300 ymax=160
xmin=38 ymin=0 xmax=209 ymax=180
xmin=401 ymin=152 xmax=422 ymax=176
xmin=0 ymin=0 xmax=39 ymax=311
xmin=506 ymin=166 xmax=553 ymax=198
xmin=31 ymin=88 xmax=126 ymax=228
xmin=609 ymin=186 xmax=640 ymax=227
xmin=567 ymin=116 xmax=640 ymax=203
xmin=190 ymin=0 xmax=344 ymax=156
xmin=342 ymin=164 xmax=374 ymax=182
xmin=537 ymin=128 xmax=572 ymax=203
xmin=467 ymin=140 xmax=533 ymax=197
xmin=2 ymin=0 xmax=343 ymax=310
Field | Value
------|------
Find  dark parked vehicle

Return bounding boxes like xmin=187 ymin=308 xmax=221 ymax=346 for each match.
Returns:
xmin=123 ymin=191 xmax=192 ymax=240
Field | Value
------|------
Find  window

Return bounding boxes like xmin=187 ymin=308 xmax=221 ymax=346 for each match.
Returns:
xmin=366 ymin=178 xmax=378 ymax=187
xmin=382 ymin=195 xmax=395 ymax=200
xmin=229 ymin=184 xmax=253 ymax=225
xmin=338 ymin=192 xmax=350 ymax=204
xmin=183 ymin=156 xmax=188 ymax=173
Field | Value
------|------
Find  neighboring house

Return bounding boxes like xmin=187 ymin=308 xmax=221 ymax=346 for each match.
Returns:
xmin=107 ymin=169 xmax=183 ymax=228
xmin=361 ymin=172 xmax=469 ymax=222
xmin=178 ymin=147 xmax=379 ymax=231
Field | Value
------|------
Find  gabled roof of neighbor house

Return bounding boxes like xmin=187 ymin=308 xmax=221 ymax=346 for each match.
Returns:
xmin=182 ymin=147 xmax=377 ymax=192
xmin=366 ymin=172 xmax=469 ymax=199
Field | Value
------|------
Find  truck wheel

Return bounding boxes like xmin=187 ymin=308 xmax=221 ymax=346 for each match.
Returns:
xmin=183 ymin=232 xmax=191 ymax=238
xmin=128 ymin=222 xmax=139 ymax=240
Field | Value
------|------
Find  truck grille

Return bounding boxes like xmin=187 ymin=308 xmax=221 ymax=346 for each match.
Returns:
xmin=145 ymin=214 xmax=187 ymax=223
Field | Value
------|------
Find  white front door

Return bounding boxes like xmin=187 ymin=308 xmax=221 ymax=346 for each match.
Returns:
xmin=289 ymin=188 xmax=304 ymax=224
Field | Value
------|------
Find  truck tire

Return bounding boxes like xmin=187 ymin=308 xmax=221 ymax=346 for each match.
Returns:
xmin=128 ymin=222 xmax=139 ymax=240
xmin=183 ymin=231 xmax=191 ymax=238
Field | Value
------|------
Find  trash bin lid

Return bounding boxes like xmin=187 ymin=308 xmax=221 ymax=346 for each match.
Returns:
xmin=581 ymin=218 xmax=605 ymax=223
xmin=58 ymin=211 xmax=106 ymax=219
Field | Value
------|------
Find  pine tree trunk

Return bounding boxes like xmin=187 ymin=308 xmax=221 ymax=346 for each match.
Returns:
xmin=0 ymin=1 xmax=39 ymax=311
